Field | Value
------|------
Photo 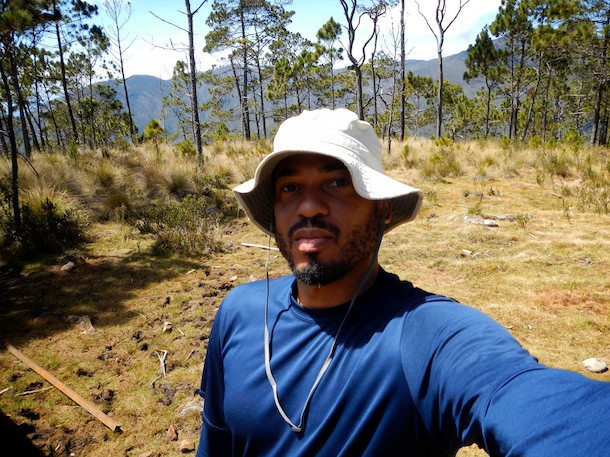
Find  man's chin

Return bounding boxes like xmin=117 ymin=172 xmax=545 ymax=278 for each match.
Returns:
xmin=292 ymin=261 xmax=350 ymax=286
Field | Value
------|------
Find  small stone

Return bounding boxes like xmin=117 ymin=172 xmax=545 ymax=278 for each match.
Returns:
xmin=166 ymin=424 xmax=178 ymax=442
xmin=582 ymin=358 xmax=608 ymax=373
xmin=461 ymin=249 xmax=473 ymax=257
xmin=162 ymin=321 xmax=173 ymax=333
xmin=66 ymin=315 xmax=96 ymax=334
xmin=178 ymin=398 xmax=204 ymax=417
xmin=179 ymin=440 xmax=196 ymax=453
xmin=102 ymin=389 xmax=114 ymax=402
xmin=61 ymin=261 xmax=76 ymax=272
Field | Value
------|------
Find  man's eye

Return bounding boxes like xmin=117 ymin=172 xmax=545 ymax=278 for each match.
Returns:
xmin=329 ymin=178 xmax=350 ymax=187
xmin=280 ymin=183 xmax=298 ymax=192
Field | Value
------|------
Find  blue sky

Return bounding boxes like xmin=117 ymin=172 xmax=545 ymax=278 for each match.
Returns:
xmin=93 ymin=0 xmax=502 ymax=79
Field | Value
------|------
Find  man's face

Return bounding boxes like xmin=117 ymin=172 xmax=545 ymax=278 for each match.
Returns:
xmin=273 ymin=153 xmax=383 ymax=286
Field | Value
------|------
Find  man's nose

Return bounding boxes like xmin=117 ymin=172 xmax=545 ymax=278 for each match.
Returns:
xmin=296 ymin=188 xmax=329 ymax=219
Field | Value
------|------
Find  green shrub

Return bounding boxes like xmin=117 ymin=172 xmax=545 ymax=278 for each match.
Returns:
xmin=131 ymin=195 xmax=224 ymax=256
xmin=94 ymin=161 xmax=116 ymax=188
xmin=165 ymin=169 xmax=194 ymax=198
xmin=401 ymin=144 xmax=410 ymax=166
xmin=176 ymin=139 xmax=197 ymax=157
xmin=536 ymin=149 xmax=572 ymax=184
xmin=577 ymin=174 xmax=610 ymax=214
xmin=1 ymin=187 xmax=89 ymax=258
xmin=421 ymin=151 xmax=461 ymax=180
xmin=67 ymin=142 xmax=79 ymax=159
xmin=107 ymin=190 xmax=130 ymax=214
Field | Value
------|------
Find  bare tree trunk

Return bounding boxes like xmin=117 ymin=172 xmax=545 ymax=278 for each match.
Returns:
xmin=239 ymin=8 xmax=251 ymax=140
xmin=339 ymin=0 xmax=379 ymax=121
xmin=254 ymin=55 xmax=268 ymax=138
xmin=485 ymin=83 xmax=492 ymax=139
xmin=591 ymin=83 xmax=602 ymax=144
xmin=521 ymin=52 xmax=542 ymax=141
xmin=117 ymin=34 xmax=134 ymax=138
xmin=230 ymin=56 xmax=245 ymax=138
xmin=25 ymin=105 xmax=41 ymax=151
xmin=0 ymin=60 xmax=22 ymax=236
xmin=53 ymin=0 xmax=78 ymax=143
xmin=415 ymin=0 xmax=471 ymax=139
xmin=185 ymin=0 xmax=204 ymax=163
xmin=400 ymin=0 xmax=406 ymax=141
xmin=436 ymin=49 xmax=443 ymax=138
xmin=0 ymin=114 xmax=10 ymax=156
xmin=8 ymin=50 xmax=32 ymax=158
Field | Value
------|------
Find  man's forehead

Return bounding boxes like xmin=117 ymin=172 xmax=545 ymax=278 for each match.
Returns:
xmin=273 ymin=153 xmax=347 ymax=177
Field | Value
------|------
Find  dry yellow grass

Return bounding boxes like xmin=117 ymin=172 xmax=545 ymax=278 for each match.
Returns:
xmin=0 ymin=138 xmax=608 ymax=456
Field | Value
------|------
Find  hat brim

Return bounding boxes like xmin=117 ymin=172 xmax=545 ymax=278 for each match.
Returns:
xmin=234 ymin=148 xmax=423 ymax=236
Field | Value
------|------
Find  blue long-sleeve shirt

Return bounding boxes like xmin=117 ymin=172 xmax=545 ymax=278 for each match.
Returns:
xmin=197 ymin=269 xmax=610 ymax=456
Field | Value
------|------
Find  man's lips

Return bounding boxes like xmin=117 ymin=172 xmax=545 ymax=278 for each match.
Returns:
xmin=292 ymin=228 xmax=333 ymax=252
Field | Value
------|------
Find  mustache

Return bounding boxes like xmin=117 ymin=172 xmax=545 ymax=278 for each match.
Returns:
xmin=287 ymin=217 xmax=340 ymax=239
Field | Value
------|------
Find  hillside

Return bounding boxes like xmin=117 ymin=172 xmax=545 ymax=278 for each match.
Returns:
xmin=113 ymin=49 xmax=477 ymax=136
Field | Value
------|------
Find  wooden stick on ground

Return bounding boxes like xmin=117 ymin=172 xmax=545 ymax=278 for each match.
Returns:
xmin=241 ymin=242 xmax=280 ymax=251
xmin=16 ymin=386 xmax=54 ymax=396
xmin=6 ymin=343 xmax=121 ymax=432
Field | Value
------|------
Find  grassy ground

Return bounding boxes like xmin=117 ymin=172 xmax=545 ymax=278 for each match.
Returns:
xmin=0 ymin=138 xmax=608 ymax=456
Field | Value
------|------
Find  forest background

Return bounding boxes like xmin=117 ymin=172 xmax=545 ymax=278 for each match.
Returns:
xmin=1 ymin=1 xmax=610 ymax=455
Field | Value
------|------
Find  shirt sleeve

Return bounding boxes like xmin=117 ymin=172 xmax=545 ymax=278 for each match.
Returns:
xmin=401 ymin=296 xmax=610 ymax=456
xmin=480 ymin=367 xmax=610 ymax=456
xmin=195 ymin=303 xmax=233 ymax=457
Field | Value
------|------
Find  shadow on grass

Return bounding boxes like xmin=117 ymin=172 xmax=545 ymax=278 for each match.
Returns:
xmin=0 ymin=409 xmax=46 ymax=456
xmin=0 ymin=250 xmax=205 ymax=346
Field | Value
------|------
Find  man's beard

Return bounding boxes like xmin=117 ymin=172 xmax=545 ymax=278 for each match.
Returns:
xmin=275 ymin=204 xmax=383 ymax=286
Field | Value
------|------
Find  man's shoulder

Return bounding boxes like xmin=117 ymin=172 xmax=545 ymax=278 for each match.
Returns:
xmin=378 ymin=269 xmax=453 ymax=306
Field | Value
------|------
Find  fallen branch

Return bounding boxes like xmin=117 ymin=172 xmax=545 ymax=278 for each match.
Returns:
xmin=241 ymin=242 xmax=279 ymax=251
xmin=6 ymin=343 xmax=121 ymax=432
xmin=16 ymin=386 xmax=54 ymax=396
xmin=154 ymin=350 xmax=168 ymax=377
xmin=0 ymin=387 xmax=11 ymax=395
xmin=463 ymin=216 xmax=499 ymax=227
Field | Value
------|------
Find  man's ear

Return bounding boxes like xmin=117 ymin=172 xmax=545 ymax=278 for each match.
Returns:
xmin=382 ymin=200 xmax=392 ymax=224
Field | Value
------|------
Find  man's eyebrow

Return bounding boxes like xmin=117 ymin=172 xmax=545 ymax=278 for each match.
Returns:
xmin=274 ymin=165 xmax=298 ymax=180
xmin=274 ymin=161 xmax=348 ymax=180
xmin=322 ymin=162 xmax=348 ymax=173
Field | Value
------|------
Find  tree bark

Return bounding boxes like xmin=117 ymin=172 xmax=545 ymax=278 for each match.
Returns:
xmin=53 ymin=0 xmax=78 ymax=143
xmin=239 ymin=8 xmax=251 ymax=139
xmin=0 ymin=60 xmax=22 ymax=236
xmin=185 ymin=0 xmax=203 ymax=163
xmin=400 ymin=0 xmax=406 ymax=141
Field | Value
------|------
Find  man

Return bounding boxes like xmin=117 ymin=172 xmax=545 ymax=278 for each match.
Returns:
xmin=196 ymin=109 xmax=609 ymax=456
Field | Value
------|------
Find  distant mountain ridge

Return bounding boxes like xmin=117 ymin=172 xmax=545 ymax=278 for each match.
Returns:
xmin=111 ymin=48 xmax=476 ymax=136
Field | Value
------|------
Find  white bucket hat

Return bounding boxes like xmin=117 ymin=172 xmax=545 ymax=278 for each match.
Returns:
xmin=233 ymin=108 xmax=423 ymax=236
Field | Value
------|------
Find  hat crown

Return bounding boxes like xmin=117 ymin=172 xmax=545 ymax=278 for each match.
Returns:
xmin=273 ymin=109 xmax=383 ymax=172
